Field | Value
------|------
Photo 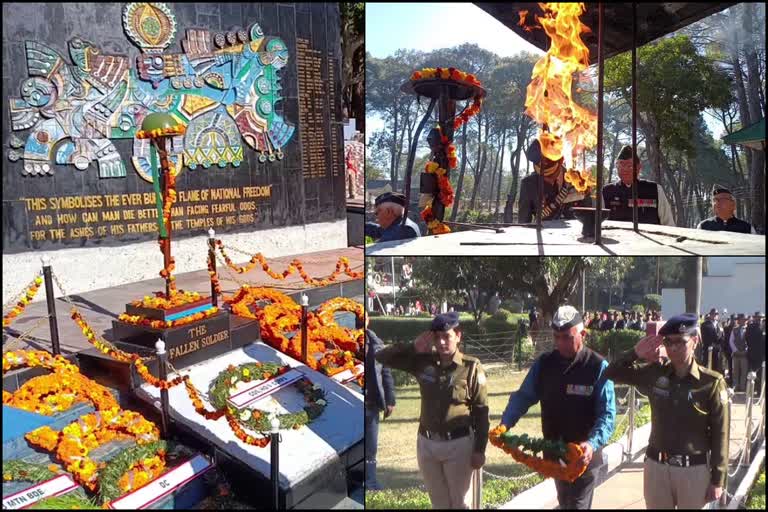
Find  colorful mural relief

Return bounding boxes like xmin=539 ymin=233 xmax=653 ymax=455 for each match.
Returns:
xmin=7 ymin=2 xmax=295 ymax=182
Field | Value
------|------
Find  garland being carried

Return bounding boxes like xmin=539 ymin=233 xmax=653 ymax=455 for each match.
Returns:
xmin=489 ymin=425 xmax=587 ymax=482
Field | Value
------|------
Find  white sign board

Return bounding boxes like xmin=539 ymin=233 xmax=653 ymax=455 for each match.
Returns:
xmin=108 ymin=454 xmax=213 ymax=510
xmin=330 ymin=364 xmax=364 ymax=384
xmin=2 ymin=474 xmax=78 ymax=509
xmin=227 ymin=368 xmax=304 ymax=409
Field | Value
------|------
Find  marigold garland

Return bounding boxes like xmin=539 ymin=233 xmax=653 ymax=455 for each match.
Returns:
xmin=489 ymin=425 xmax=587 ymax=482
xmin=3 ymin=275 xmax=44 ymax=327
xmin=26 ymin=408 xmax=161 ymax=491
xmin=118 ymin=306 xmax=219 ymax=330
xmin=130 ymin=290 xmax=203 ymax=310
xmin=410 ymin=67 xmax=484 ymax=131
xmin=215 ymin=241 xmax=362 ymax=286
xmin=98 ymin=441 xmax=168 ymax=504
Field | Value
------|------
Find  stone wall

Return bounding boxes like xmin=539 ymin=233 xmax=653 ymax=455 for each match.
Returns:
xmin=2 ymin=3 xmax=348 ymax=300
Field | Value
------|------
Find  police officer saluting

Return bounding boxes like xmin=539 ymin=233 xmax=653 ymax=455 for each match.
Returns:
xmin=697 ymin=185 xmax=756 ymax=233
xmin=498 ymin=305 xmax=616 ymax=509
xmin=375 ymin=312 xmax=489 ymax=509
xmin=602 ymin=145 xmax=675 ymax=226
xmin=605 ymin=313 xmax=729 ymax=508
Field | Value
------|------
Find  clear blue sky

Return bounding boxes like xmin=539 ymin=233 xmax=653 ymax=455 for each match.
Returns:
xmin=366 ymin=2 xmax=726 ymax=167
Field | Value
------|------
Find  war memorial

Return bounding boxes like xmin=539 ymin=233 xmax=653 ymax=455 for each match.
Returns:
xmin=2 ymin=3 xmax=364 ymax=509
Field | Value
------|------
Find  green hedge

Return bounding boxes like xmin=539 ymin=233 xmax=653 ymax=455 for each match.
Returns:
xmin=369 ymin=311 xmax=527 ymax=345
xmin=584 ymin=329 xmax=645 ymax=360
xmin=747 ymin=467 xmax=765 ymax=510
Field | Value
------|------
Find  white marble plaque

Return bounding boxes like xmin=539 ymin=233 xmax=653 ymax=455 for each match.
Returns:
xmin=228 ymin=368 xmax=304 ymax=409
xmin=330 ymin=364 xmax=364 ymax=384
xmin=2 ymin=475 xmax=77 ymax=509
xmin=136 ymin=343 xmax=363 ymax=488
xmin=108 ymin=455 xmax=213 ymax=510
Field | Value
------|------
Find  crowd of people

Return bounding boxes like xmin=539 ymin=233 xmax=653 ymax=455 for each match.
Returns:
xmin=582 ymin=309 xmax=661 ymax=331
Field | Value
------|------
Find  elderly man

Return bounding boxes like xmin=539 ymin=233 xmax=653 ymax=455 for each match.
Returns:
xmin=602 ymin=145 xmax=675 ymax=226
xmin=365 ymin=191 xmax=421 ymax=243
xmin=375 ymin=312 xmax=489 ymax=509
xmin=697 ymin=185 xmax=756 ymax=233
xmin=498 ymin=305 xmax=616 ymax=509
xmin=605 ymin=314 xmax=729 ymax=508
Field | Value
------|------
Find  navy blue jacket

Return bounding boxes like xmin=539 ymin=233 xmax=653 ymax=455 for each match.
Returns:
xmin=365 ymin=216 xmax=420 ymax=243
xmin=365 ymin=329 xmax=396 ymax=411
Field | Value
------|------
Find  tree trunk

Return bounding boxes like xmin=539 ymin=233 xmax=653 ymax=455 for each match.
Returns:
xmin=450 ymin=123 xmax=469 ymax=222
xmin=390 ymin=110 xmax=399 ymax=186
xmin=495 ymin=130 xmax=507 ymax=218
xmin=503 ymin=118 xmax=527 ymax=222
xmin=742 ymin=3 xmax=766 ymax=231
xmin=468 ymin=116 xmax=488 ymax=212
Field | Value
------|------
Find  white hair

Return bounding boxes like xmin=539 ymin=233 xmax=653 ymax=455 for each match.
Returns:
xmin=380 ymin=202 xmax=404 ymax=216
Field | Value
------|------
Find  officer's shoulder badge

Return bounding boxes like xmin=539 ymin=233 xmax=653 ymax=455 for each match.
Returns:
xmin=477 ymin=370 xmax=486 ymax=387
xmin=719 ymin=388 xmax=728 ymax=404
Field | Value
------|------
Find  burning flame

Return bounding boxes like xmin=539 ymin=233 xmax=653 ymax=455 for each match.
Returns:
xmin=524 ymin=3 xmax=597 ymax=167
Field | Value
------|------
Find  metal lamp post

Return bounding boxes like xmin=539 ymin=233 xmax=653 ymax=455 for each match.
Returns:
xmin=137 ymin=112 xmax=187 ymax=298
xmin=399 ymin=75 xmax=486 ymax=228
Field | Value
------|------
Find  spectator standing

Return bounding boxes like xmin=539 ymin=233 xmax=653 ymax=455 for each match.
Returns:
xmin=729 ymin=314 xmax=749 ymax=392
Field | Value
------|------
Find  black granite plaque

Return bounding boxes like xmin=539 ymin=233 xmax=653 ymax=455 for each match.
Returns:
xmin=1 ymin=3 xmax=346 ymax=254
xmin=111 ymin=311 xmax=233 ymax=369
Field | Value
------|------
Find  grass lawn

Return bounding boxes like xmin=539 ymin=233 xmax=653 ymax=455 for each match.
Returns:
xmin=365 ymin=364 xmax=647 ymax=509
xmin=366 ymin=366 xmax=546 ymax=509
xmin=747 ymin=467 xmax=765 ymax=509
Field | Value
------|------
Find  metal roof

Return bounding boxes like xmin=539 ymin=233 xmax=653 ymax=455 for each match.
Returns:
xmin=475 ymin=2 xmax=737 ymax=61
xmin=722 ymin=118 xmax=766 ymax=151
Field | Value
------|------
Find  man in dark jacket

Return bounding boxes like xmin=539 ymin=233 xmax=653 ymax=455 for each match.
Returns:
xmin=364 ymin=314 xmax=396 ymax=490
xmin=517 ymin=140 xmax=592 ymax=223
xmin=746 ymin=312 xmax=765 ymax=390
xmin=700 ymin=309 xmax=725 ymax=374
xmin=697 ymin=186 xmax=756 ymax=233
xmin=602 ymin=145 xmax=675 ymax=226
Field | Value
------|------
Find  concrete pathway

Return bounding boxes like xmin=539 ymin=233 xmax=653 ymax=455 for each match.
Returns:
xmin=3 ymin=246 xmax=364 ymax=355
xmin=592 ymin=395 xmax=752 ymax=509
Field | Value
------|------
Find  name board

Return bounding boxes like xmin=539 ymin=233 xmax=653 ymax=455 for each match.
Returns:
xmin=167 ymin=320 xmax=230 ymax=361
xmin=331 ymin=364 xmax=365 ymax=384
xmin=2 ymin=474 xmax=78 ymax=509
xmin=108 ymin=455 xmax=213 ymax=510
xmin=228 ymin=368 xmax=304 ymax=409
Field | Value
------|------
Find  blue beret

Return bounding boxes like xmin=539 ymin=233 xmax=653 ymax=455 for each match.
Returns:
xmin=431 ymin=311 xmax=460 ymax=332
xmin=658 ymin=313 xmax=699 ymax=336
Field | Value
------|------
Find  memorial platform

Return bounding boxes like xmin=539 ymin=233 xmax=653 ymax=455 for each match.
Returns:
xmin=134 ymin=343 xmax=364 ymax=509
xmin=365 ymin=220 xmax=765 ymax=256
xmin=2 ymin=246 xmax=364 ymax=356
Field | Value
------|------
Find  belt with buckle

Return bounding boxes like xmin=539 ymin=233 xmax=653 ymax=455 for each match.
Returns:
xmin=646 ymin=446 xmax=708 ymax=467
xmin=418 ymin=425 xmax=471 ymax=441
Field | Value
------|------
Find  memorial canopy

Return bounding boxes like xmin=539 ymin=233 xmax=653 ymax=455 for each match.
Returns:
xmin=475 ymin=2 xmax=737 ymax=61
xmin=722 ymin=118 xmax=766 ymax=151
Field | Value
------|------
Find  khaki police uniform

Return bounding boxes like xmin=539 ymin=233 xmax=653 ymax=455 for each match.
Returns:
xmin=605 ymin=349 xmax=729 ymax=509
xmin=376 ymin=342 xmax=489 ymax=509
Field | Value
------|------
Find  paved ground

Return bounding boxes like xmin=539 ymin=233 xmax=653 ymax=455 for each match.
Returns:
xmin=3 ymin=246 xmax=364 ymax=355
xmin=366 ymin=219 xmax=765 ymax=256
xmin=592 ymin=393 xmax=756 ymax=509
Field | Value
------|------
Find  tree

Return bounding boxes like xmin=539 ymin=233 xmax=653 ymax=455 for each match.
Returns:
xmin=340 ymin=3 xmax=365 ymax=131
xmin=411 ymin=257 xmax=588 ymax=328
xmin=605 ymin=35 xmax=732 ymax=226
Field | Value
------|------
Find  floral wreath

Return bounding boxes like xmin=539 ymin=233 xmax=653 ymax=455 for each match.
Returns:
xmin=420 ymin=126 xmax=460 ymax=235
xmin=97 ymin=440 xmax=168 ymax=504
xmin=207 ymin=362 xmax=327 ymax=447
xmin=489 ymin=425 xmax=587 ymax=482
